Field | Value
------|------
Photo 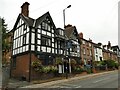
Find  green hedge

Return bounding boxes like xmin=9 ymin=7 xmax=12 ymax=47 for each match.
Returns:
xmin=99 ymin=60 xmax=119 ymax=69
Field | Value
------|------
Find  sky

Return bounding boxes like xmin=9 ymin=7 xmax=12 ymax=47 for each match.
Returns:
xmin=0 ymin=0 xmax=119 ymax=46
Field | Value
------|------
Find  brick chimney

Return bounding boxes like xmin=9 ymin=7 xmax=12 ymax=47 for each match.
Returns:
xmin=64 ymin=24 xmax=72 ymax=29
xmin=21 ymin=2 xmax=30 ymax=17
xmin=89 ymin=38 xmax=92 ymax=42
xmin=79 ymin=32 xmax=83 ymax=39
xmin=107 ymin=41 xmax=111 ymax=49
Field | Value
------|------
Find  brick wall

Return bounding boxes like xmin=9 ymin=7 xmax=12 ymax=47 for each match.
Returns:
xmin=11 ymin=53 xmax=30 ymax=80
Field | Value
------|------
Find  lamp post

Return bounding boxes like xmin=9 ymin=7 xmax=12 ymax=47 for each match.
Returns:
xmin=63 ymin=5 xmax=71 ymax=79
xmin=63 ymin=5 xmax=71 ymax=28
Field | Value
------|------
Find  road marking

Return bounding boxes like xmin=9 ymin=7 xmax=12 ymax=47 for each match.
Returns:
xmin=75 ymin=85 xmax=82 ymax=88
xmin=60 ymin=83 xmax=82 ymax=88
xmin=93 ymin=77 xmax=110 ymax=83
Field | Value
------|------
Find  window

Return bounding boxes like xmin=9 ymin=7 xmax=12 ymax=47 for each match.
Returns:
xmin=100 ymin=57 xmax=102 ymax=61
xmin=72 ymin=46 xmax=77 ymax=52
xmin=41 ymin=22 xmax=45 ymax=29
xmin=89 ymin=43 xmax=91 ymax=47
xmin=83 ymin=48 xmax=86 ymax=54
xmin=41 ymin=37 xmax=51 ymax=46
xmin=83 ymin=40 xmax=85 ymax=44
xmin=12 ymin=57 xmax=16 ymax=68
xmin=96 ymin=55 xmax=98 ymax=61
xmin=60 ymin=41 xmax=64 ymax=49
xmin=31 ymin=33 xmax=35 ymax=44
xmin=23 ymin=24 xmax=27 ymax=34
xmin=45 ymin=23 xmax=47 ymax=30
xmin=59 ymin=30 xmax=64 ymax=36
xmin=87 ymin=49 xmax=89 ymax=55
xmin=95 ymin=48 xmax=98 ymax=54
xmin=84 ymin=59 xmax=87 ymax=65
xmin=90 ymin=50 xmax=92 ymax=56
xmin=46 ymin=39 xmax=51 ymax=46
xmin=48 ymin=25 xmax=51 ymax=31
xmin=23 ymin=34 xmax=26 ymax=45
xmin=41 ymin=37 xmax=46 ymax=46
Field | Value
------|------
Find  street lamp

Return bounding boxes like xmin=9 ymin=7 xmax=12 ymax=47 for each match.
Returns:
xmin=63 ymin=5 xmax=71 ymax=28
xmin=63 ymin=5 xmax=71 ymax=79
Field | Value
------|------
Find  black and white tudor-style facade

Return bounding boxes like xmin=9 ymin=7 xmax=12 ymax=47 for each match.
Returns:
xmin=11 ymin=2 xmax=81 ymax=81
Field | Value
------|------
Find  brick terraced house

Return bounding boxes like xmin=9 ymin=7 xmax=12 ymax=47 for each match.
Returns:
xmin=79 ymin=32 xmax=94 ymax=68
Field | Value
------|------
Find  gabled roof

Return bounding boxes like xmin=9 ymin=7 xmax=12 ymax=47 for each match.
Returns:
xmin=12 ymin=14 xmax=34 ymax=31
xmin=111 ymin=45 xmax=120 ymax=50
xmin=56 ymin=28 xmax=64 ymax=35
xmin=64 ymin=25 xmax=81 ymax=43
xmin=12 ymin=12 xmax=56 ymax=32
xmin=35 ymin=12 xmax=56 ymax=29
xmin=65 ymin=25 xmax=78 ymax=38
xmin=94 ymin=43 xmax=102 ymax=49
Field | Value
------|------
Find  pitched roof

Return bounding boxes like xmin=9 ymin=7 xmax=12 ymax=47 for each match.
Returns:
xmin=64 ymin=26 xmax=74 ymax=38
xmin=12 ymin=14 xmax=34 ymax=31
xmin=35 ymin=12 xmax=56 ymax=28
xmin=64 ymin=25 xmax=81 ymax=44
xmin=12 ymin=12 xmax=56 ymax=32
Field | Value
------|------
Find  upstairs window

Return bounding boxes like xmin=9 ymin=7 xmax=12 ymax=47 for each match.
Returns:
xmin=90 ymin=50 xmax=92 ymax=56
xmin=41 ymin=37 xmax=51 ymax=46
xmin=83 ymin=48 xmax=86 ymax=54
xmin=95 ymin=48 xmax=98 ymax=54
xmin=41 ymin=22 xmax=45 ymax=30
xmin=60 ymin=41 xmax=64 ymax=49
xmin=72 ymin=45 xmax=77 ymax=52
xmin=23 ymin=34 xmax=26 ymax=45
xmin=83 ymin=40 xmax=85 ymax=44
xmin=41 ymin=21 xmax=51 ymax=32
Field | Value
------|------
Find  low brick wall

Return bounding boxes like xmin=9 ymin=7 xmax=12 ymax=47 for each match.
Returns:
xmin=31 ymin=71 xmax=55 ymax=81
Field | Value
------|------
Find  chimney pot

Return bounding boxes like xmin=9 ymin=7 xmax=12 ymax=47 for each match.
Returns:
xmin=79 ymin=32 xmax=83 ymax=39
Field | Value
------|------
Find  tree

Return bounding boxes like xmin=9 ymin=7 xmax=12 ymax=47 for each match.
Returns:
xmin=0 ymin=17 xmax=9 ymax=65
xmin=1 ymin=18 xmax=9 ymax=51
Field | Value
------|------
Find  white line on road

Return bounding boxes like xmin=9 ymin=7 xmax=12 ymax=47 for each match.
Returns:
xmin=61 ymin=83 xmax=82 ymax=88
xmin=93 ymin=77 xmax=110 ymax=83
xmin=75 ymin=85 xmax=82 ymax=88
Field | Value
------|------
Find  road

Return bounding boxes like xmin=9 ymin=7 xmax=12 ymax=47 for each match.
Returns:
xmin=42 ymin=70 xmax=118 ymax=88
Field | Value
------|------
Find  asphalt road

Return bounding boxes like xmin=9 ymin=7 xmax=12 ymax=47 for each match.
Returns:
xmin=44 ymin=70 xmax=118 ymax=88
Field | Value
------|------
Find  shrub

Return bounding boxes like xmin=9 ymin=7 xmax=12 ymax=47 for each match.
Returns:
xmin=31 ymin=60 xmax=42 ymax=68
xmin=42 ymin=66 xmax=58 ymax=73
xmin=42 ymin=66 xmax=51 ymax=73
xmin=86 ymin=69 xmax=92 ymax=74
xmin=31 ymin=61 xmax=43 ymax=73
xmin=99 ymin=60 xmax=119 ymax=69
xmin=55 ymin=57 xmax=63 ymax=65
xmin=73 ymin=66 xmax=84 ymax=73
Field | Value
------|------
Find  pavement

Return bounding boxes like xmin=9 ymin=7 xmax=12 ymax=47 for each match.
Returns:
xmin=19 ymin=70 xmax=118 ymax=88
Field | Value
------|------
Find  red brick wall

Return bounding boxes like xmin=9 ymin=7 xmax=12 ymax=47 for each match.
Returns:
xmin=80 ymin=39 xmax=94 ymax=65
xmin=11 ymin=54 xmax=30 ymax=80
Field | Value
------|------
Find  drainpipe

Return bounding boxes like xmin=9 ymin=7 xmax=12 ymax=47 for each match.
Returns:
xmin=28 ymin=26 xmax=32 ymax=82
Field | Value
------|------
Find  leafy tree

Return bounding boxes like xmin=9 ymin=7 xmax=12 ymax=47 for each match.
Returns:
xmin=0 ymin=17 xmax=9 ymax=65
xmin=1 ymin=18 xmax=9 ymax=51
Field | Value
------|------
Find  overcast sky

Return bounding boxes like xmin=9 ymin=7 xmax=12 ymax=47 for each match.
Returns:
xmin=0 ymin=0 xmax=119 ymax=46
